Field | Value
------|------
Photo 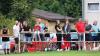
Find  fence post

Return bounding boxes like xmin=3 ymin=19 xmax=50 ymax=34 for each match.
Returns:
xmin=83 ymin=33 xmax=86 ymax=50
xmin=19 ymin=33 xmax=21 ymax=53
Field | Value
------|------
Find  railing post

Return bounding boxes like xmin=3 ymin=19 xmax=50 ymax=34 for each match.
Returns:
xmin=19 ymin=33 xmax=21 ymax=53
xmin=83 ymin=33 xmax=86 ymax=50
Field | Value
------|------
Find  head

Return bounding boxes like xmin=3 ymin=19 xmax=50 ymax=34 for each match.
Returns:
xmin=36 ymin=18 xmax=42 ymax=24
xmin=56 ymin=20 xmax=60 ymax=25
xmin=78 ymin=18 xmax=82 ymax=22
xmin=36 ymin=21 xmax=40 ymax=25
xmin=84 ymin=20 xmax=88 ymax=25
xmin=23 ymin=21 xmax=28 ymax=26
xmin=93 ymin=21 xmax=97 ymax=26
xmin=65 ymin=19 xmax=69 ymax=24
xmin=15 ymin=20 xmax=19 ymax=25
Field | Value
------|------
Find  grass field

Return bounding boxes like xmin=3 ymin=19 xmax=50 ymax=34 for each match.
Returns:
xmin=0 ymin=51 xmax=100 ymax=56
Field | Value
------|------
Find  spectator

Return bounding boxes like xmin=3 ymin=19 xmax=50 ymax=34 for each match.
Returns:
xmin=75 ymin=18 xmax=85 ymax=50
xmin=62 ymin=20 xmax=71 ymax=51
xmin=33 ymin=22 xmax=41 ymax=41
xmin=44 ymin=23 xmax=50 ymax=41
xmin=91 ymin=21 xmax=100 ymax=47
xmin=39 ymin=19 xmax=45 ymax=41
xmin=91 ymin=21 xmax=99 ymax=41
xmin=1 ymin=25 xmax=10 ymax=54
xmin=55 ymin=20 xmax=62 ymax=51
xmin=13 ymin=20 xmax=20 ymax=53
xmin=85 ymin=20 xmax=93 ymax=50
xmin=22 ymin=21 xmax=32 ymax=43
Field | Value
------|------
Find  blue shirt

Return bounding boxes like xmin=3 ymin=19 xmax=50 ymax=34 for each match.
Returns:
xmin=40 ymin=23 xmax=45 ymax=32
xmin=91 ymin=25 xmax=99 ymax=36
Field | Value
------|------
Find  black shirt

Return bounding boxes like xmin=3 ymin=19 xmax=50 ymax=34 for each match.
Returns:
xmin=85 ymin=24 xmax=92 ymax=35
xmin=2 ymin=29 xmax=9 ymax=41
xmin=23 ymin=26 xmax=32 ymax=37
xmin=55 ymin=24 xmax=61 ymax=32
xmin=85 ymin=24 xmax=92 ymax=31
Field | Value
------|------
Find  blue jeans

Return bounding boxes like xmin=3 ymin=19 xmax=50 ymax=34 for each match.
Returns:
xmin=24 ymin=36 xmax=32 ymax=43
xmin=92 ymin=36 xmax=98 ymax=41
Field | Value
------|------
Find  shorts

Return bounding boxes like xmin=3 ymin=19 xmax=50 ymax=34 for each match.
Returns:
xmin=2 ymin=42 xmax=10 ymax=49
xmin=14 ymin=38 xmax=19 ymax=44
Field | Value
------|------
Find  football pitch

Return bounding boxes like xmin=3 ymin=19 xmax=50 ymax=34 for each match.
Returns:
xmin=0 ymin=51 xmax=100 ymax=56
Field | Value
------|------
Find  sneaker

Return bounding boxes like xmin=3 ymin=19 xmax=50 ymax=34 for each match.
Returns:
xmin=60 ymin=49 xmax=63 ymax=51
xmin=57 ymin=49 xmax=60 ymax=51
xmin=45 ymin=48 xmax=48 ymax=51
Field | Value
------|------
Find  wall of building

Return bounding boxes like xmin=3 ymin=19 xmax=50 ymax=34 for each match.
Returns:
xmin=84 ymin=0 xmax=100 ymax=27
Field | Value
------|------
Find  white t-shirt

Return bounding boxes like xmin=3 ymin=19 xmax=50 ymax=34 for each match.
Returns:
xmin=13 ymin=25 xmax=20 ymax=38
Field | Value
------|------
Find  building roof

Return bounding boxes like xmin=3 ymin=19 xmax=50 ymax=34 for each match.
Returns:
xmin=32 ymin=9 xmax=74 ymax=21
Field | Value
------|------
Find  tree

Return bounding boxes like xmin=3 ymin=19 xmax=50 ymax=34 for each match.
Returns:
xmin=0 ymin=0 xmax=82 ymax=19
xmin=32 ymin=0 xmax=82 ymax=18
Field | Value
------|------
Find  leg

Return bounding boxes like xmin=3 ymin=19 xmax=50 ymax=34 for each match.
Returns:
xmin=56 ymin=33 xmax=62 ymax=50
xmin=40 ymin=33 xmax=45 ymax=41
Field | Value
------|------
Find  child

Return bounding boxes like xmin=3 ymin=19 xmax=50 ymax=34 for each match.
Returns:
xmin=1 ymin=26 xmax=10 ymax=54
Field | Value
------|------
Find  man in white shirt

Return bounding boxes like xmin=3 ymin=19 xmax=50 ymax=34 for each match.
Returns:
xmin=13 ymin=20 xmax=20 ymax=52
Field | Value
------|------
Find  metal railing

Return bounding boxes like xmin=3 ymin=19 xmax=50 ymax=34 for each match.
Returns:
xmin=18 ymin=32 xmax=100 ymax=53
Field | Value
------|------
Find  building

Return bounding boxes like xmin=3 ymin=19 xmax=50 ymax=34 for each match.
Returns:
xmin=32 ymin=9 xmax=74 ymax=32
xmin=84 ymin=0 xmax=100 ymax=26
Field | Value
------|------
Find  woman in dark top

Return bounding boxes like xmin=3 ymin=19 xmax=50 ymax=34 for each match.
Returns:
xmin=22 ymin=22 xmax=32 ymax=43
xmin=62 ymin=20 xmax=71 ymax=50
xmin=44 ymin=25 xmax=50 ymax=41
xmin=1 ymin=26 xmax=10 ymax=54
xmin=55 ymin=20 xmax=62 ymax=51
xmin=85 ymin=20 xmax=93 ymax=50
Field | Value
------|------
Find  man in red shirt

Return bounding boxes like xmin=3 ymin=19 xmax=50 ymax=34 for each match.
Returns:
xmin=75 ymin=18 xmax=85 ymax=50
xmin=75 ymin=18 xmax=85 ymax=33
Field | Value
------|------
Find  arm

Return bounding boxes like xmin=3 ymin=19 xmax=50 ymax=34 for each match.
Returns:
xmin=57 ymin=27 xmax=62 ymax=31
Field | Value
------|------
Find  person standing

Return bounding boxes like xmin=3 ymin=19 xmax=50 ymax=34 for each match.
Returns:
xmin=22 ymin=21 xmax=32 ymax=43
xmin=13 ymin=20 xmax=20 ymax=53
xmin=1 ymin=26 xmax=10 ymax=54
xmin=55 ymin=20 xmax=62 ymax=51
xmin=33 ymin=22 xmax=41 ymax=41
xmin=62 ymin=20 xmax=71 ymax=51
xmin=91 ymin=21 xmax=99 ymax=41
xmin=39 ymin=20 xmax=45 ymax=41
xmin=91 ymin=21 xmax=100 ymax=47
xmin=75 ymin=18 xmax=85 ymax=50
xmin=85 ymin=20 xmax=93 ymax=50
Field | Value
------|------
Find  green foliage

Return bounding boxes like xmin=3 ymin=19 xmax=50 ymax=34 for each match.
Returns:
xmin=0 ymin=0 xmax=82 ymax=19
xmin=32 ymin=0 xmax=82 ymax=18
xmin=0 ymin=0 xmax=34 ymax=20
xmin=27 ymin=17 xmax=36 ymax=28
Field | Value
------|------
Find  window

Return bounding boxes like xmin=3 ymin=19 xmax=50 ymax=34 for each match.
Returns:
xmin=88 ymin=3 xmax=99 ymax=11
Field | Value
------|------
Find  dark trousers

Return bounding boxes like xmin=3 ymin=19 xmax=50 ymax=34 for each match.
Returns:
xmin=56 ymin=33 xmax=62 ymax=49
xmin=40 ymin=33 xmax=45 ymax=41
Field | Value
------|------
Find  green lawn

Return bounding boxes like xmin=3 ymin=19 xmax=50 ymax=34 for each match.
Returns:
xmin=0 ymin=51 xmax=100 ymax=56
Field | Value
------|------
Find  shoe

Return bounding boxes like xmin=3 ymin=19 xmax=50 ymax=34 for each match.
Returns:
xmin=60 ymin=49 xmax=63 ymax=51
xmin=57 ymin=49 xmax=60 ymax=51
xmin=45 ymin=48 xmax=48 ymax=51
